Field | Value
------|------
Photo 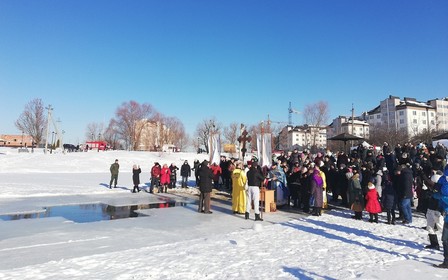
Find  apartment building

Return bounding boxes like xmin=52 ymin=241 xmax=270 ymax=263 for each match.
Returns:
xmin=365 ymin=95 xmax=437 ymax=138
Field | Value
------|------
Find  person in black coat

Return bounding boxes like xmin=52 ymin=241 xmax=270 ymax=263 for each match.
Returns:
xmin=198 ymin=160 xmax=213 ymax=214
xmin=246 ymin=161 xmax=265 ymax=220
xmin=193 ymin=159 xmax=201 ymax=186
xmin=381 ymin=170 xmax=396 ymax=224
xmin=132 ymin=164 xmax=141 ymax=193
xmin=398 ymin=165 xmax=414 ymax=224
xmin=180 ymin=160 xmax=191 ymax=188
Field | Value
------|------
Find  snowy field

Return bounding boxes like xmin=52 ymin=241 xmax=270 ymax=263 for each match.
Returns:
xmin=0 ymin=148 xmax=447 ymax=279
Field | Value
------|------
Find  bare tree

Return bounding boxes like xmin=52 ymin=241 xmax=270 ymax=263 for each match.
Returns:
xmin=303 ymin=101 xmax=330 ymax=146
xmin=410 ymin=128 xmax=439 ymax=145
xmin=223 ymin=122 xmax=239 ymax=145
xmin=369 ymin=123 xmax=409 ymax=148
xmin=160 ymin=116 xmax=187 ymax=150
xmin=15 ymin=98 xmax=46 ymax=145
xmin=103 ymin=122 xmax=120 ymax=150
xmin=194 ymin=118 xmax=221 ymax=154
xmin=85 ymin=122 xmax=105 ymax=141
xmin=108 ymin=101 xmax=156 ymax=151
xmin=248 ymin=121 xmax=277 ymax=152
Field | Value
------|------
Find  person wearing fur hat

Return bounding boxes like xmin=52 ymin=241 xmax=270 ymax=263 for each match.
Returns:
xmin=365 ymin=182 xmax=382 ymax=223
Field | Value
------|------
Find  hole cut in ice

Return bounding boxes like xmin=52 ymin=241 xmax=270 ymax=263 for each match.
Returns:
xmin=0 ymin=201 xmax=188 ymax=223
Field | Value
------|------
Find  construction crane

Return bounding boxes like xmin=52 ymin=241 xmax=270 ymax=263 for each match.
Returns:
xmin=288 ymin=101 xmax=301 ymax=125
xmin=261 ymin=114 xmax=288 ymax=134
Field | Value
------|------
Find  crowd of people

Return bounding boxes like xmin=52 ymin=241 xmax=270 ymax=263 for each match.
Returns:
xmin=107 ymin=141 xmax=448 ymax=268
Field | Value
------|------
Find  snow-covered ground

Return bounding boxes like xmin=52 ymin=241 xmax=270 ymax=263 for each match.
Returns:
xmin=0 ymin=148 xmax=447 ymax=279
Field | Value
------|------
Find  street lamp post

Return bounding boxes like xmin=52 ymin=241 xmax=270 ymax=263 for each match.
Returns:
xmin=98 ymin=133 xmax=101 ymax=152
xmin=50 ymin=132 xmax=55 ymax=154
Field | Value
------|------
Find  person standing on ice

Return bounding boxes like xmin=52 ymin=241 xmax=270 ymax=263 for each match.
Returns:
xmin=433 ymin=166 xmax=448 ymax=269
xmin=109 ymin=159 xmax=119 ymax=189
xmin=365 ymin=181 xmax=382 ymax=223
xmin=231 ymin=161 xmax=247 ymax=215
xmin=198 ymin=160 xmax=213 ymax=214
xmin=160 ymin=164 xmax=171 ymax=193
xmin=245 ymin=161 xmax=264 ymax=221
xmin=180 ymin=160 xmax=191 ymax=188
xmin=132 ymin=164 xmax=141 ymax=193
xmin=422 ymin=170 xmax=443 ymax=250
xmin=149 ymin=162 xmax=161 ymax=193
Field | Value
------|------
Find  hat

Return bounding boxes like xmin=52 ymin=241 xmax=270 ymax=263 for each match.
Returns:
xmin=431 ymin=174 xmax=442 ymax=184
xmin=382 ymin=166 xmax=388 ymax=172
xmin=368 ymin=182 xmax=375 ymax=190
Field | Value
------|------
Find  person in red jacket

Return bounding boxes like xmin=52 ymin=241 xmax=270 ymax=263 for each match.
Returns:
xmin=160 ymin=164 xmax=171 ymax=193
xmin=365 ymin=182 xmax=382 ymax=223
xmin=149 ymin=162 xmax=161 ymax=193
xmin=210 ymin=163 xmax=222 ymax=190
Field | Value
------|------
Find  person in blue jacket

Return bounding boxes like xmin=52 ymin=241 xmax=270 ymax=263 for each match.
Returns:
xmin=433 ymin=166 xmax=448 ymax=269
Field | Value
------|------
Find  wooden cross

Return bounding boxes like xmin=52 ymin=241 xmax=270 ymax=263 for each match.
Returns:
xmin=238 ymin=129 xmax=252 ymax=161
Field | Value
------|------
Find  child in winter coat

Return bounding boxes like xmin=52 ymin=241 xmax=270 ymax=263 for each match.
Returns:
xmin=365 ymin=182 xmax=382 ymax=223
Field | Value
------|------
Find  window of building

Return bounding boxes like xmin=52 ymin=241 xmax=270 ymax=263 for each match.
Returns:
xmin=399 ymin=111 xmax=404 ymax=116
xmin=422 ymin=120 xmax=426 ymax=125
xmin=422 ymin=112 xmax=426 ymax=116
xmin=400 ymin=119 xmax=404 ymax=124
xmin=413 ymin=119 xmax=417 ymax=124
xmin=413 ymin=111 xmax=417 ymax=116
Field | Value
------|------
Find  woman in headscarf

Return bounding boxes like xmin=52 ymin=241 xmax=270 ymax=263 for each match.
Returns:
xmin=310 ymin=167 xmax=324 ymax=216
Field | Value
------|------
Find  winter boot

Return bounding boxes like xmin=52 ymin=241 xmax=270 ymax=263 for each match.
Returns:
xmin=386 ymin=211 xmax=391 ymax=224
xmin=245 ymin=212 xmax=249 ymax=220
xmin=433 ymin=261 xmax=448 ymax=269
xmin=374 ymin=214 xmax=378 ymax=223
xmin=255 ymin=213 xmax=263 ymax=221
xmin=425 ymin=234 xmax=440 ymax=250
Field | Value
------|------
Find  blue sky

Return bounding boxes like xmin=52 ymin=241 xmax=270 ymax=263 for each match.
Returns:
xmin=1 ymin=0 xmax=447 ymax=144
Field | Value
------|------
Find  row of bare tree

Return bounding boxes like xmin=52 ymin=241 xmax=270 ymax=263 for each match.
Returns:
xmin=14 ymin=98 xmax=442 ymax=153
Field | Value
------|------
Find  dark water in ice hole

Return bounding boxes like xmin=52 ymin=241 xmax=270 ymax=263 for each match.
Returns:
xmin=0 ymin=201 xmax=189 ymax=223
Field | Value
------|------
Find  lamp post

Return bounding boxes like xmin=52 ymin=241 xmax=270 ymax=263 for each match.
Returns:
xmin=50 ymin=131 xmax=55 ymax=154
xmin=98 ymin=133 xmax=101 ymax=152
xmin=21 ymin=131 xmax=24 ymax=148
